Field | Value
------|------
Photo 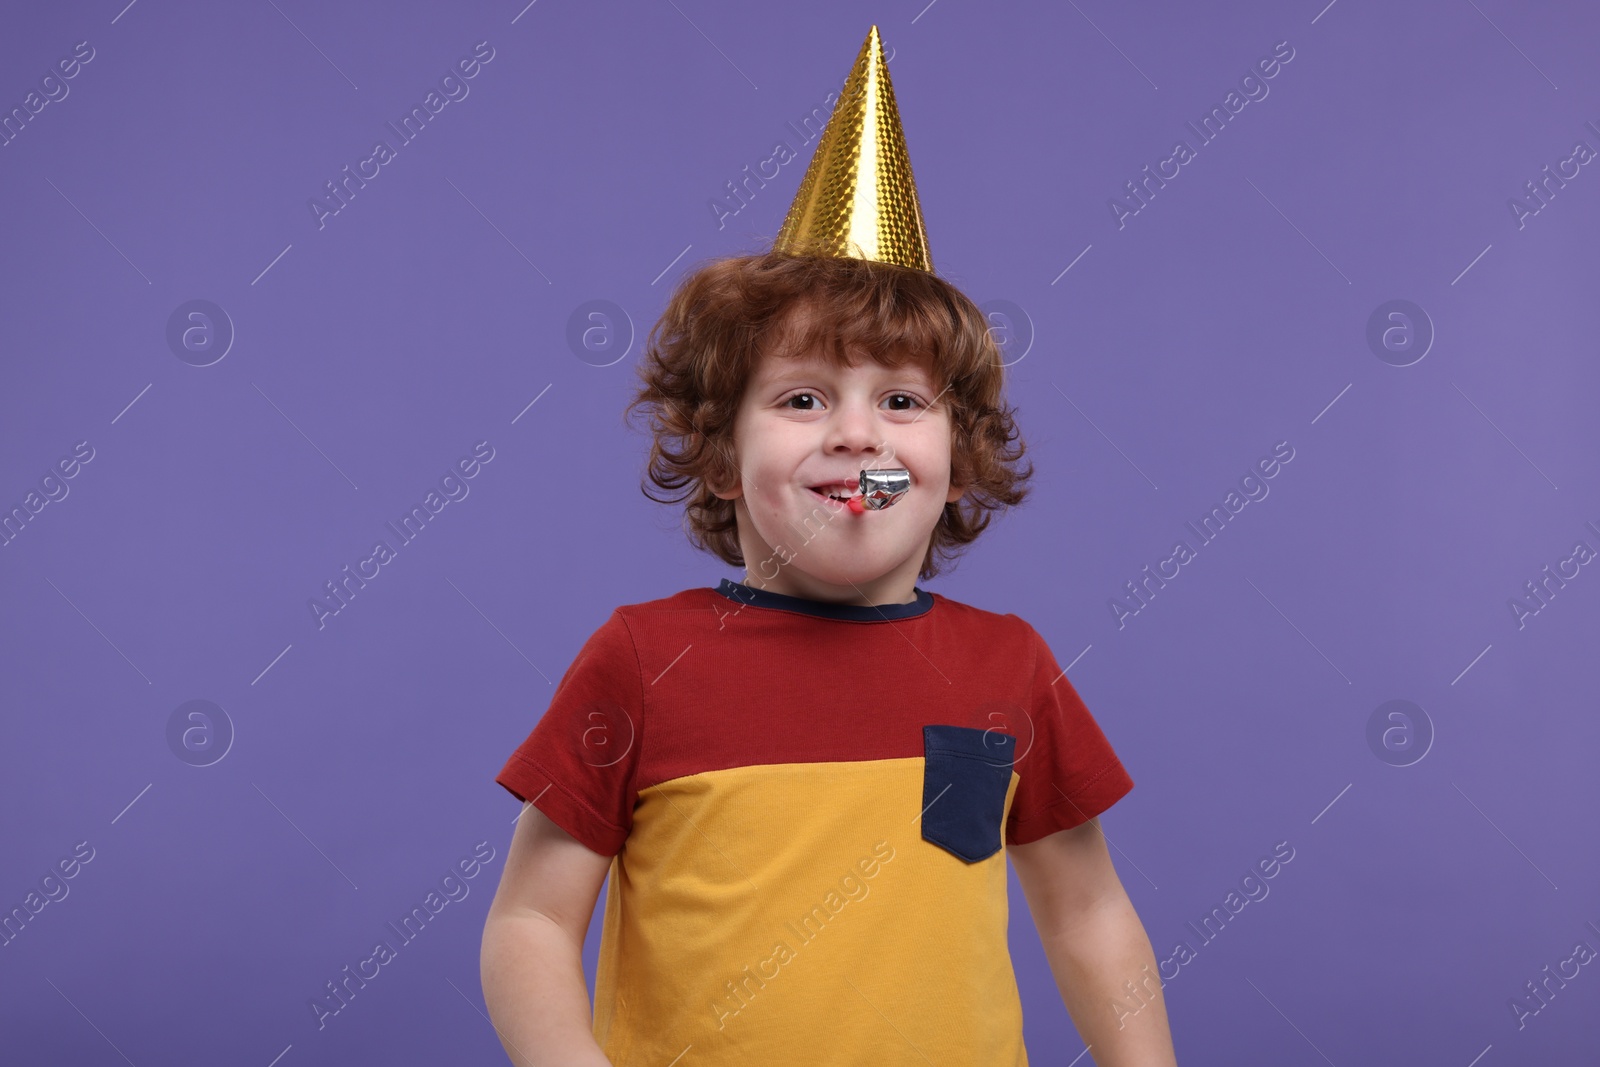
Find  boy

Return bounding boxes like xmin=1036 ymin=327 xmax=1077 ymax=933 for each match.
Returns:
xmin=481 ymin=26 xmax=1177 ymax=1067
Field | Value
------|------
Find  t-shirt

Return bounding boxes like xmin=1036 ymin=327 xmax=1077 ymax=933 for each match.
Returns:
xmin=495 ymin=578 xmax=1135 ymax=1065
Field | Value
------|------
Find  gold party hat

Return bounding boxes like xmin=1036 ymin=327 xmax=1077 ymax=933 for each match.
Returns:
xmin=773 ymin=25 xmax=933 ymax=273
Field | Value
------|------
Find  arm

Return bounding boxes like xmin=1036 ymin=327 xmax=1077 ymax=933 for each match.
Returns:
xmin=480 ymin=803 xmax=615 ymax=1066
xmin=1010 ymin=817 xmax=1178 ymax=1066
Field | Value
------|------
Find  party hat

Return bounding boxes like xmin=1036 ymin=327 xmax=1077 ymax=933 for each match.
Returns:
xmin=772 ymin=25 xmax=933 ymax=273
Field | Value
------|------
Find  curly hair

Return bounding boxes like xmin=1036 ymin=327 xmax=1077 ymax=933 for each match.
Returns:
xmin=622 ymin=250 xmax=1032 ymax=581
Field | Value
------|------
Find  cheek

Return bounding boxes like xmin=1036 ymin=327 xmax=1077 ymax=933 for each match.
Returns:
xmin=913 ymin=430 xmax=954 ymax=475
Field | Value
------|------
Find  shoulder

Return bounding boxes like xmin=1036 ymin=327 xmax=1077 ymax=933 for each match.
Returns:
xmin=602 ymin=585 xmax=731 ymax=647
xmin=610 ymin=585 xmax=725 ymax=622
xmin=927 ymin=591 xmax=1038 ymax=644
xmin=925 ymin=593 xmax=1044 ymax=682
xmin=559 ymin=588 xmax=708 ymax=662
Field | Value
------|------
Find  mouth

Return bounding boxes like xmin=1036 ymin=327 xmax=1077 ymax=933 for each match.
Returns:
xmin=806 ymin=478 xmax=860 ymax=504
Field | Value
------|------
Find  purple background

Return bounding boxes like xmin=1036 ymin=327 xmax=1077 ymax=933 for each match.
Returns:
xmin=3 ymin=1 xmax=1598 ymax=1064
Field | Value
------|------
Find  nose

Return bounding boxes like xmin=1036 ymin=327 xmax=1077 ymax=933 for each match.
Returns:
xmin=824 ymin=393 xmax=886 ymax=457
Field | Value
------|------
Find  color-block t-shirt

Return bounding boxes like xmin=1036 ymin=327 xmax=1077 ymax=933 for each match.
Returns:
xmin=495 ymin=579 xmax=1135 ymax=1066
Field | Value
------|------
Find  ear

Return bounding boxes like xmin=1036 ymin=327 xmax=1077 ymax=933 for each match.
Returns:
xmin=709 ymin=471 xmax=743 ymax=501
xmin=945 ymin=460 xmax=968 ymax=504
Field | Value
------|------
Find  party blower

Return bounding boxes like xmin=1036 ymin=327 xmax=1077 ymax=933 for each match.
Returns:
xmin=828 ymin=467 xmax=911 ymax=514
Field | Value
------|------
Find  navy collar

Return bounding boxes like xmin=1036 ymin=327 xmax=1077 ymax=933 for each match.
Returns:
xmin=715 ymin=578 xmax=934 ymax=621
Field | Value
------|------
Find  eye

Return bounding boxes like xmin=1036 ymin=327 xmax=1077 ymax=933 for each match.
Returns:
xmin=779 ymin=391 xmax=927 ymax=411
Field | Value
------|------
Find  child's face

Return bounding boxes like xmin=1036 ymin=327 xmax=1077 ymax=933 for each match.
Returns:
xmin=712 ymin=342 xmax=965 ymax=603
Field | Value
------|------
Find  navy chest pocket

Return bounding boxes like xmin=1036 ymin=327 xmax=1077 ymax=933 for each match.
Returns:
xmin=920 ymin=724 xmax=1016 ymax=863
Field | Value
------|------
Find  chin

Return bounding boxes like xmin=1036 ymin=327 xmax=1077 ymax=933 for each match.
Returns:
xmin=792 ymin=552 xmax=905 ymax=588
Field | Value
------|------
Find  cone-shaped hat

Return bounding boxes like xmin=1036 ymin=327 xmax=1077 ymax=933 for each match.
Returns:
xmin=772 ymin=25 xmax=933 ymax=273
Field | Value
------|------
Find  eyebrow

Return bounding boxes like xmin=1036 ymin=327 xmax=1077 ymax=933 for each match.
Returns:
xmin=759 ymin=362 xmax=933 ymax=388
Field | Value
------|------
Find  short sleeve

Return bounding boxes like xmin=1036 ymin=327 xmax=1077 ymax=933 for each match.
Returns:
xmin=494 ymin=610 xmax=644 ymax=857
xmin=1006 ymin=624 xmax=1134 ymax=846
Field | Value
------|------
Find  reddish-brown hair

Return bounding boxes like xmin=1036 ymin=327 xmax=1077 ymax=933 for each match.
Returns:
xmin=623 ymin=251 xmax=1032 ymax=580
